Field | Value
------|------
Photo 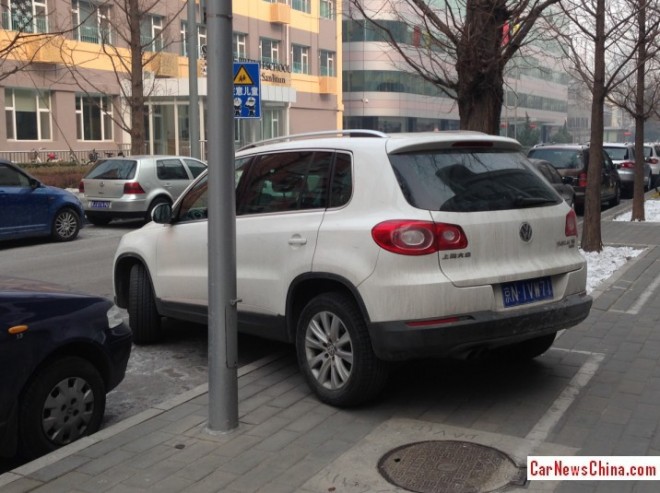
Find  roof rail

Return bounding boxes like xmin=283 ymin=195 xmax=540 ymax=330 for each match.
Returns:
xmin=237 ymin=129 xmax=388 ymax=151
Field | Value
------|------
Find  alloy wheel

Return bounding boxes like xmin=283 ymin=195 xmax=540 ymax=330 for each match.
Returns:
xmin=304 ymin=310 xmax=354 ymax=390
xmin=55 ymin=211 xmax=79 ymax=239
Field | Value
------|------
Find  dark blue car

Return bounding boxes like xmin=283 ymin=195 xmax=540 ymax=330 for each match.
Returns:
xmin=0 ymin=160 xmax=84 ymax=242
xmin=0 ymin=276 xmax=132 ymax=459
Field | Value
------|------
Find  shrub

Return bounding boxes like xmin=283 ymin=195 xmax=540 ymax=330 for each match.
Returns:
xmin=20 ymin=162 xmax=88 ymax=189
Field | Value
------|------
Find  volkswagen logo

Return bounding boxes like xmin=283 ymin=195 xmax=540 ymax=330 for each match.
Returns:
xmin=519 ymin=222 xmax=533 ymax=242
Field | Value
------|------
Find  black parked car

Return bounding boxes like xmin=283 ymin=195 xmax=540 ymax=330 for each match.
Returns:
xmin=0 ymin=277 xmax=132 ymax=459
xmin=528 ymin=143 xmax=621 ymax=212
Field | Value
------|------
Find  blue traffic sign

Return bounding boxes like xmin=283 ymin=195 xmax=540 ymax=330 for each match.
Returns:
xmin=233 ymin=62 xmax=261 ymax=119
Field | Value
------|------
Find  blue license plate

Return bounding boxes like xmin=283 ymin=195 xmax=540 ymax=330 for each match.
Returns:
xmin=90 ymin=201 xmax=110 ymax=209
xmin=502 ymin=277 xmax=553 ymax=307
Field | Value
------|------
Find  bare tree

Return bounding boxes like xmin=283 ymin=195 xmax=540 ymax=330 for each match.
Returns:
xmin=559 ymin=0 xmax=647 ymax=251
xmin=58 ymin=0 xmax=187 ymax=155
xmin=346 ymin=0 xmax=563 ymax=134
xmin=607 ymin=0 xmax=660 ymax=221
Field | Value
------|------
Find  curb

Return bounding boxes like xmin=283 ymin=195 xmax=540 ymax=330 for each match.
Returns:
xmin=0 ymin=352 xmax=288 ymax=487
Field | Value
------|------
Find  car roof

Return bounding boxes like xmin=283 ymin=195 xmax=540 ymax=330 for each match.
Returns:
xmin=235 ymin=130 xmax=522 ymax=156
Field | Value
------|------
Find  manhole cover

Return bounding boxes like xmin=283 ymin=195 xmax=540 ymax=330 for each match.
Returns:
xmin=378 ymin=440 xmax=525 ymax=493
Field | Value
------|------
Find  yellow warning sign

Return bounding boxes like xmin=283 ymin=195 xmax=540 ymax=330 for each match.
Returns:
xmin=233 ymin=66 xmax=254 ymax=85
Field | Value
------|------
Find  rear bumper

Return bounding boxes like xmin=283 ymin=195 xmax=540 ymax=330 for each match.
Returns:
xmin=367 ymin=292 xmax=592 ymax=361
xmin=83 ymin=198 xmax=148 ymax=216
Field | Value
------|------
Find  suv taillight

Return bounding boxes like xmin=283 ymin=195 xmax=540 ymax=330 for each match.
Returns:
xmin=565 ymin=209 xmax=578 ymax=237
xmin=578 ymin=172 xmax=588 ymax=188
xmin=78 ymin=180 xmax=84 ymax=193
xmin=649 ymin=158 xmax=659 ymax=164
xmin=123 ymin=182 xmax=145 ymax=194
xmin=371 ymin=220 xmax=468 ymax=256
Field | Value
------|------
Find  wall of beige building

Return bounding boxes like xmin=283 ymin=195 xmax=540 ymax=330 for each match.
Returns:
xmin=1 ymin=0 xmax=343 ymax=161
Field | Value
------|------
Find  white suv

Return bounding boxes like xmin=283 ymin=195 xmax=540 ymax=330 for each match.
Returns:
xmin=113 ymin=131 xmax=592 ymax=406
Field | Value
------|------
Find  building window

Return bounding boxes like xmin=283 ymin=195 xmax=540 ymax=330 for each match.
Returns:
xmin=260 ymin=38 xmax=280 ymax=64
xmin=141 ymin=15 xmax=163 ymax=52
xmin=292 ymin=0 xmax=310 ymax=13
xmin=5 ymin=88 xmax=51 ymax=140
xmin=319 ymin=50 xmax=335 ymax=76
xmin=233 ymin=32 xmax=247 ymax=59
xmin=76 ymin=95 xmax=113 ymax=141
xmin=72 ymin=0 xmax=111 ymax=44
xmin=1 ymin=0 xmax=47 ymax=33
xmin=180 ymin=21 xmax=206 ymax=58
xmin=292 ymin=45 xmax=309 ymax=74
xmin=262 ymin=108 xmax=282 ymax=140
xmin=320 ymin=0 xmax=334 ymax=19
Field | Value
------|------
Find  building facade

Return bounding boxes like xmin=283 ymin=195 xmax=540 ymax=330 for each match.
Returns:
xmin=342 ymin=1 xmax=569 ymax=143
xmin=0 ymin=0 xmax=342 ymax=161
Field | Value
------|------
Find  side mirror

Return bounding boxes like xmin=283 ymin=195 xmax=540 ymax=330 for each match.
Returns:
xmin=29 ymin=178 xmax=41 ymax=189
xmin=152 ymin=202 xmax=172 ymax=224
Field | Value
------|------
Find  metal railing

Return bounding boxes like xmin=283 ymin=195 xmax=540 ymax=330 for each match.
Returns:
xmin=2 ymin=145 xmax=132 ymax=165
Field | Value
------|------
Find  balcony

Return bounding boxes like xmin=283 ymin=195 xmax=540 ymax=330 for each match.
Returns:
xmin=319 ymin=76 xmax=337 ymax=94
xmin=269 ymin=2 xmax=291 ymax=24
xmin=147 ymin=51 xmax=179 ymax=77
xmin=16 ymin=34 xmax=64 ymax=65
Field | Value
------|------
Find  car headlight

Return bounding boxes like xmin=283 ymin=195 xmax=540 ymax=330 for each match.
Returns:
xmin=106 ymin=304 xmax=126 ymax=329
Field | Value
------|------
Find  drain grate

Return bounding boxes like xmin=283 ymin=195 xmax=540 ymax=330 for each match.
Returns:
xmin=378 ymin=440 xmax=525 ymax=493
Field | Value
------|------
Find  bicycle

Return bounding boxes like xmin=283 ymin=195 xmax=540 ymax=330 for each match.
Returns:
xmin=86 ymin=149 xmax=99 ymax=165
xmin=30 ymin=148 xmax=43 ymax=164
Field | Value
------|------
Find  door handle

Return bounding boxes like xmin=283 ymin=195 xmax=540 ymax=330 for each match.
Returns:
xmin=288 ymin=235 xmax=307 ymax=246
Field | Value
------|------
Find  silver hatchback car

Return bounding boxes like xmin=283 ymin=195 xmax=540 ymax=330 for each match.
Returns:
xmin=603 ymin=143 xmax=651 ymax=196
xmin=79 ymin=155 xmax=206 ymax=225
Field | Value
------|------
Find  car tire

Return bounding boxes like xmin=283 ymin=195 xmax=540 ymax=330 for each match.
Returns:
xmin=128 ymin=263 xmax=161 ymax=344
xmin=18 ymin=356 xmax=105 ymax=460
xmin=145 ymin=198 xmax=170 ymax=223
xmin=86 ymin=214 xmax=112 ymax=226
xmin=51 ymin=208 xmax=81 ymax=242
xmin=296 ymin=292 xmax=389 ymax=407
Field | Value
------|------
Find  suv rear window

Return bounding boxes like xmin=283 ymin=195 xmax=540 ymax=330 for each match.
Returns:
xmin=85 ymin=159 xmax=137 ymax=180
xmin=527 ymin=148 xmax=584 ymax=170
xmin=389 ymin=150 xmax=561 ymax=212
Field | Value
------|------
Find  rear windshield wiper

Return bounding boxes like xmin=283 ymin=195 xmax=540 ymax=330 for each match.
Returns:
xmin=513 ymin=196 xmax=557 ymax=207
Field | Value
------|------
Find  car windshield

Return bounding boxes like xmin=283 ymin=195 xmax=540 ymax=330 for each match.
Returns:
xmin=85 ymin=159 xmax=138 ymax=180
xmin=527 ymin=148 xmax=584 ymax=170
xmin=389 ymin=149 xmax=561 ymax=212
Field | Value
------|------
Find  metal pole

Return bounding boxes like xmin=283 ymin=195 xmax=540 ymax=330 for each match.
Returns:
xmin=206 ymin=0 xmax=238 ymax=432
xmin=187 ymin=0 xmax=201 ymax=159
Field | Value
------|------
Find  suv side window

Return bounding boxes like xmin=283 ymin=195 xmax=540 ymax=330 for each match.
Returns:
xmin=239 ymin=151 xmax=335 ymax=214
xmin=157 ymin=159 xmax=189 ymax=180
xmin=329 ymin=152 xmax=352 ymax=207
xmin=178 ymin=175 xmax=208 ymax=222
